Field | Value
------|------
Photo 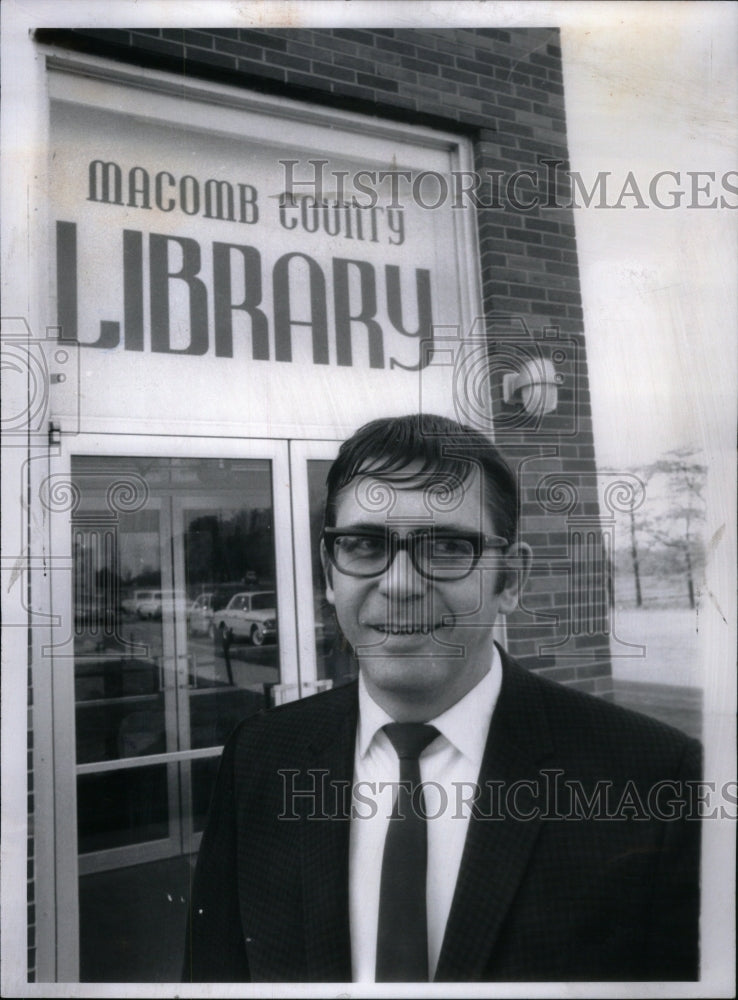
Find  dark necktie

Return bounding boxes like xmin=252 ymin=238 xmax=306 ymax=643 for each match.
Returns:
xmin=375 ymin=722 xmax=440 ymax=982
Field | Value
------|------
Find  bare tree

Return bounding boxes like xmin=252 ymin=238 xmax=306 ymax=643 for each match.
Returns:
xmin=639 ymin=449 xmax=706 ymax=609
xmin=627 ymin=501 xmax=643 ymax=607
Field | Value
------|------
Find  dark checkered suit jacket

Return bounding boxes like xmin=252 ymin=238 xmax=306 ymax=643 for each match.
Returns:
xmin=184 ymin=647 xmax=701 ymax=982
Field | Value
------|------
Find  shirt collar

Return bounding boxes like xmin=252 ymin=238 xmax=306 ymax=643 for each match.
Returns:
xmin=357 ymin=644 xmax=502 ymax=767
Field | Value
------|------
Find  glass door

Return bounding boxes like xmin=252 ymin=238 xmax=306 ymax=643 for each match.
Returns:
xmin=71 ymin=454 xmax=291 ymax=874
xmin=289 ymin=440 xmax=359 ymax=695
xmin=174 ymin=480 xmax=283 ymax=846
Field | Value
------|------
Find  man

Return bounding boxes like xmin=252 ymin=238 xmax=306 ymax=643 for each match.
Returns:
xmin=184 ymin=413 xmax=701 ymax=983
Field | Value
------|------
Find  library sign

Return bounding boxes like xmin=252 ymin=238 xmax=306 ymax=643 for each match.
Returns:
xmin=49 ymin=90 xmax=469 ymax=435
xmin=57 ymin=159 xmax=430 ymax=370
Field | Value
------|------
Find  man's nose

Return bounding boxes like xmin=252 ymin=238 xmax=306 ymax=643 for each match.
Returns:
xmin=376 ymin=546 xmax=427 ymax=597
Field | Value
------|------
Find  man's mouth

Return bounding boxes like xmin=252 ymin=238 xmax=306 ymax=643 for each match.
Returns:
xmin=366 ymin=622 xmax=449 ymax=635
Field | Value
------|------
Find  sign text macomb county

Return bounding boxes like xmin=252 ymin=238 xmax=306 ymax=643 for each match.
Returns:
xmin=56 ymin=159 xmax=435 ymax=371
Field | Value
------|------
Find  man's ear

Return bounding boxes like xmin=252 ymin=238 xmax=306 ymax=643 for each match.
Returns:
xmin=320 ymin=539 xmax=335 ymax=606
xmin=496 ymin=541 xmax=532 ymax=615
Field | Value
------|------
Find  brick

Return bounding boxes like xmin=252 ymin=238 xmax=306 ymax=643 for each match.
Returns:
xmin=81 ymin=28 xmax=133 ymax=45
xmin=402 ymin=56 xmax=441 ymax=76
xmin=510 ymin=70 xmax=532 ymax=86
xmin=128 ymin=35 xmax=182 ymax=58
xmin=282 ymin=39 xmax=321 ymax=61
xmin=282 ymin=70 xmax=334 ymax=91
xmin=372 ymin=35 xmax=417 ymax=57
xmin=459 ymin=84 xmax=498 ymax=103
xmin=384 ymin=65 xmax=425 ymax=86
xmin=311 ymin=60 xmax=355 ymax=84
xmin=309 ymin=34 xmax=359 ymax=56
xmin=440 ymin=93 xmax=484 ymax=114
xmin=529 ymin=51 xmax=560 ymax=70
xmin=524 ymin=217 xmax=562 ymax=234
xmin=179 ymin=30 xmax=216 ymax=49
xmin=236 ymin=60 xmax=286 ymax=83
xmin=475 ymin=28 xmax=512 ymax=44
xmin=332 ymin=29 xmax=377 ymax=46
xmin=456 ymin=54 xmax=509 ymax=75
xmin=518 ymin=84 xmax=550 ymax=103
xmin=541 ymin=231 xmax=575 ymax=248
xmin=323 ymin=82 xmax=387 ymax=104
xmin=268 ymin=51 xmax=312 ymax=73
xmin=239 ymin=31 xmax=289 ymax=52
xmin=537 ymin=103 xmax=566 ymax=121
xmin=496 ymin=297 xmax=533 ymax=312
xmin=522 ymin=60 xmax=550 ymax=82
xmin=496 ymin=94 xmax=533 ymax=112
xmin=215 ymin=37 xmax=263 ymax=61
xmin=431 ymin=33 xmax=479 ymax=59
xmin=483 ymin=281 xmax=511 ymax=297
xmin=416 ymin=46 xmax=456 ymax=68
xmin=332 ymin=52 xmax=383 ymax=75
xmin=507 ymin=229 xmax=543 ymax=244
xmin=204 ymin=29 xmax=246 ymax=41
xmin=518 ymin=136 xmax=567 ymax=157
xmin=356 ymin=73 xmax=400 ymax=94
xmin=184 ymin=47 xmax=237 ymax=70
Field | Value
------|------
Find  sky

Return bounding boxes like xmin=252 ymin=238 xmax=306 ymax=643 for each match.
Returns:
xmin=559 ymin=3 xmax=737 ymax=471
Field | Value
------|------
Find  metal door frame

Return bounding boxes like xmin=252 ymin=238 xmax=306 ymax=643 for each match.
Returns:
xmin=40 ymin=433 xmax=296 ymax=981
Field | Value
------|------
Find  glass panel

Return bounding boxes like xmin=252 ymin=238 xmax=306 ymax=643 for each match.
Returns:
xmin=72 ymin=464 xmax=168 ymax=768
xmin=306 ymin=460 xmax=358 ymax=685
xmin=190 ymin=757 xmax=223 ymax=834
xmin=71 ymin=455 xmax=281 ymax=866
xmin=79 ymin=854 xmax=191 ymax=983
xmin=77 ymin=765 xmax=170 ymax=854
xmin=179 ymin=458 xmax=280 ymax=745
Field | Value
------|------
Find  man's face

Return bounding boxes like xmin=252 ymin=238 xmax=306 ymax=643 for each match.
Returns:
xmin=322 ymin=465 xmax=529 ymax=721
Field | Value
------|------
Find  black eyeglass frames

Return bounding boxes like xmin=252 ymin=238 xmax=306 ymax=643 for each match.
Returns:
xmin=322 ymin=527 xmax=509 ymax=581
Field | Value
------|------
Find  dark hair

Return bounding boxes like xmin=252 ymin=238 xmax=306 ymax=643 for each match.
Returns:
xmin=324 ymin=413 xmax=519 ymax=544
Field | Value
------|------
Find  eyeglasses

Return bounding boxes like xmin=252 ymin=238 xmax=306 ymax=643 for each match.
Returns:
xmin=322 ymin=527 xmax=509 ymax=581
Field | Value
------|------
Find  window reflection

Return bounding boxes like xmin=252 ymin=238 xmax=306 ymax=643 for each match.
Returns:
xmin=71 ymin=456 xmax=280 ymax=862
xmin=307 ymin=460 xmax=358 ymax=685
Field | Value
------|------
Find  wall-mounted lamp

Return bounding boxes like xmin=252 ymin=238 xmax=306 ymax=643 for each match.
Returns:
xmin=48 ymin=421 xmax=62 ymax=445
xmin=502 ymin=356 xmax=559 ymax=416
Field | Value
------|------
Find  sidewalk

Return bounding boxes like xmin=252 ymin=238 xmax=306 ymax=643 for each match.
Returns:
xmin=603 ymin=605 xmax=704 ymax=740
xmin=608 ymin=679 xmax=703 ymax=742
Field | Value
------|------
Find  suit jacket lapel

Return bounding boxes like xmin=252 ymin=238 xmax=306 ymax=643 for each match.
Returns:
xmin=300 ymin=685 xmax=358 ymax=981
xmin=435 ymin=652 xmax=554 ymax=981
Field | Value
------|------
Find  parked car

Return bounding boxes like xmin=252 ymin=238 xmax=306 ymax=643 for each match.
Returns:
xmin=188 ymin=584 xmax=246 ymax=638
xmin=216 ymin=591 xmax=277 ymax=646
xmin=121 ymin=589 xmax=156 ymax=616
xmin=136 ymin=590 xmax=189 ymax=620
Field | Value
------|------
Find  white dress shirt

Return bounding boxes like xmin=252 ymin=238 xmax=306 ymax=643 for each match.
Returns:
xmin=348 ymin=649 xmax=502 ymax=982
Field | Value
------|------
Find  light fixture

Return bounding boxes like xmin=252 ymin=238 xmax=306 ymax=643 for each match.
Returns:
xmin=502 ymin=356 xmax=559 ymax=416
xmin=48 ymin=421 xmax=62 ymax=445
